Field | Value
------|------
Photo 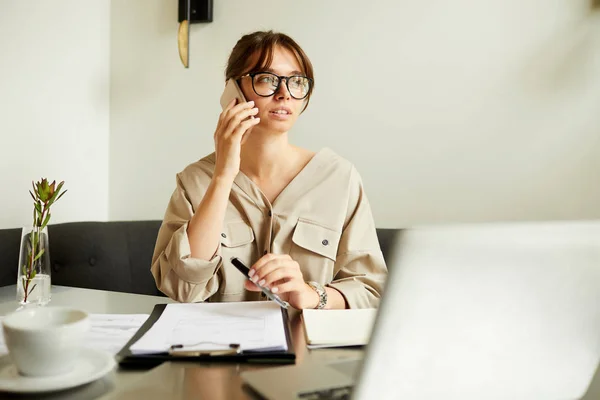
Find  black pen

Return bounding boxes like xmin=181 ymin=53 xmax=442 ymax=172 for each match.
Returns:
xmin=230 ymin=257 xmax=290 ymax=309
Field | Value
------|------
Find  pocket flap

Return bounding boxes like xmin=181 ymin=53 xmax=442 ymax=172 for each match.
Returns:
xmin=221 ymin=220 xmax=255 ymax=247
xmin=292 ymin=219 xmax=339 ymax=261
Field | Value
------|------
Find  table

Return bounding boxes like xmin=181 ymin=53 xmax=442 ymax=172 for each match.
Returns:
xmin=0 ymin=285 xmax=362 ymax=400
xmin=1 ymin=285 xmax=599 ymax=400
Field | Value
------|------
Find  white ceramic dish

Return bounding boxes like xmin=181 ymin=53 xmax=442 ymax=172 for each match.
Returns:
xmin=0 ymin=348 xmax=115 ymax=393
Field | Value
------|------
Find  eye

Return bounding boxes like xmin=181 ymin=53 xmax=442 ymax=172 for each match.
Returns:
xmin=255 ymin=74 xmax=278 ymax=86
xmin=289 ymin=76 xmax=308 ymax=90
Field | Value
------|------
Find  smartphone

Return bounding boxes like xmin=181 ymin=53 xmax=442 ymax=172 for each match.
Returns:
xmin=219 ymin=79 xmax=248 ymax=110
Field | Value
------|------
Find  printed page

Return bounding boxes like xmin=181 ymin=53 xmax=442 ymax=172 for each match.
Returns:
xmin=130 ymin=301 xmax=287 ymax=354
xmin=86 ymin=314 xmax=150 ymax=354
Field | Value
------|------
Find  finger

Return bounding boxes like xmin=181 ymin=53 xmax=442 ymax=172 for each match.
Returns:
xmin=271 ymin=278 xmax=289 ymax=288
xmin=225 ymin=97 xmax=237 ymax=111
xmin=227 ymin=99 xmax=252 ymax=115
xmin=216 ymin=98 xmax=238 ymax=132
xmin=253 ymin=259 xmax=300 ymax=287
xmin=250 ymin=260 xmax=285 ymax=286
xmin=251 ymin=254 xmax=287 ymax=278
xmin=240 ymin=115 xmax=262 ymax=144
xmin=215 ymin=116 xmax=258 ymax=149
xmin=271 ymin=280 xmax=302 ymax=295
xmin=219 ymin=98 xmax=237 ymax=122
xmin=225 ymin=107 xmax=259 ymax=137
xmin=244 ymin=279 xmax=262 ymax=292
xmin=231 ymin=116 xmax=260 ymax=140
xmin=230 ymin=105 xmax=259 ymax=124
xmin=219 ymin=110 xmax=258 ymax=142
xmin=261 ymin=267 xmax=300 ymax=288
xmin=250 ymin=253 xmax=280 ymax=274
xmin=214 ymin=120 xmax=259 ymax=159
xmin=223 ymin=100 xmax=255 ymax=123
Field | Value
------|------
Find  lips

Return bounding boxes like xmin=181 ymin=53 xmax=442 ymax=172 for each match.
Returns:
xmin=269 ymin=107 xmax=292 ymax=115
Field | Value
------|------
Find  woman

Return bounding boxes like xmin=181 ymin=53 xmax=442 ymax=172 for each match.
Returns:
xmin=151 ymin=31 xmax=387 ymax=309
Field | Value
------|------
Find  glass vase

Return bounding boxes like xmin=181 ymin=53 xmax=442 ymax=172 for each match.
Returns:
xmin=17 ymin=226 xmax=52 ymax=306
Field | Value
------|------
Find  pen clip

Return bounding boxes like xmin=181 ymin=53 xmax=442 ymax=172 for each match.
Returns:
xmin=168 ymin=343 xmax=241 ymax=357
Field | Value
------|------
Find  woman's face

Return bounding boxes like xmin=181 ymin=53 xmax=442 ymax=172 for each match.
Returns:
xmin=239 ymin=46 xmax=307 ymax=135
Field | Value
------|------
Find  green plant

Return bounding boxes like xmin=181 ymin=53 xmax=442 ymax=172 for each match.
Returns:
xmin=22 ymin=179 xmax=67 ymax=303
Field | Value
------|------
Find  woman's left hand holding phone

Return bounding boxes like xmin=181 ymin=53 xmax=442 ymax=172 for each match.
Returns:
xmin=213 ymin=99 xmax=260 ymax=182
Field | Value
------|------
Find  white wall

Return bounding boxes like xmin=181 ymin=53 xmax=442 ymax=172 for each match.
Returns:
xmin=111 ymin=0 xmax=599 ymax=227
xmin=0 ymin=0 xmax=111 ymax=229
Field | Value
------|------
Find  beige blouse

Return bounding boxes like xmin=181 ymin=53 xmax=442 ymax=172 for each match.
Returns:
xmin=151 ymin=148 xmax=387 ymax=308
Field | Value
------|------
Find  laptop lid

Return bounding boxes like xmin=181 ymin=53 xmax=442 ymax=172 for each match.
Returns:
xmin=353 ymin=220 xmax=600 ymax=400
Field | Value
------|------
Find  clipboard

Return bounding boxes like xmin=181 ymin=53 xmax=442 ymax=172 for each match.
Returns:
xmin=116 ymin=304 xmax=296 ymax=369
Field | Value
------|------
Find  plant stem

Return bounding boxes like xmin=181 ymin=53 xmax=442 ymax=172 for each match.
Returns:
xmin=23 ymin=203 xmax=47 ymax=303
xmin=23 ymin=229 xmax=36 ymax=303
xmin=27 ymin=283 xmax=37 ymax=297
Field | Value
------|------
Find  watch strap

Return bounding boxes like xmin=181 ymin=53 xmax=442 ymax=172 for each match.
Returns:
xmin=307 ymin=281 xmax=327 ymax=309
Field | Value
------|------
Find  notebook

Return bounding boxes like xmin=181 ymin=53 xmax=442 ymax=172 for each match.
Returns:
xmin=302 ymin=308 xmax=378 ymax=349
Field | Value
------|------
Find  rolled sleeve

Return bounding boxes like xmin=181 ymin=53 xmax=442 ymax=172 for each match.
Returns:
xmin=164 ymin=222 xmax=222 ymax=283
xmin=151 ymin=174 xmax=222 ymax=303
xmin=328 ymin=166 xmax=388 ymax=309
xmin=329 ymin=251 xmax=386 ymax=309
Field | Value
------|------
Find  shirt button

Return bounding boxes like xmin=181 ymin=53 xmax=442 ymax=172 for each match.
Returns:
xmin=263 ymin=250 xmax=268 ymax=255
xmin=322 ymin=239 xmax=329 ymax=246
xmin=268 ymin=210 xmax=272 ymax=217
xmin=221 ymin=233 xmax=226 ymax=238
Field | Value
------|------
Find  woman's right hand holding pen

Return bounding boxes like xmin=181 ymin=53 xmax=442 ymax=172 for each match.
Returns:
xmin=213 ymin=99 xmax=260 ymax=182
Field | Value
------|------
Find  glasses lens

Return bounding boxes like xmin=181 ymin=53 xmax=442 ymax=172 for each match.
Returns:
xmin=287 ymin=76 xmax=310 ymax=99
xmin=253 ymin=73 xmax=279 ymax=96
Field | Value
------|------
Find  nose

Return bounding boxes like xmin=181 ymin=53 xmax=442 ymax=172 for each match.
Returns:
xmin=274 ymin=78 xmax=291 ymax=100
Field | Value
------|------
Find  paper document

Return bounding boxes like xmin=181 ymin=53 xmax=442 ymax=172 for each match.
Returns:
xmin=86 ymin=314 xmax=150 ymax=354
xmin=0 ymin=314 xmax=149 ymax=355
xmin=130 ymin=301 xmax=288 ymax=354
xmin=303 ymin=308 xmax=378 ymax=349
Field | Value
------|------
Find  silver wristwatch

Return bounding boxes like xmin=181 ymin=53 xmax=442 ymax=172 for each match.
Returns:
xmin=307 ymin=281 xmax=327 ymax=309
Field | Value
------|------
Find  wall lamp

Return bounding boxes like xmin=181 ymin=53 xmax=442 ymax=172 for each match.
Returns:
xmin=177 ymin=0 xmax=213 ymax=68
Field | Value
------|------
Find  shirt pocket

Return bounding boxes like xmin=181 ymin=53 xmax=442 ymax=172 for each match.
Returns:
xmin=290 ymin=218 xmax=340 ymax=283
xmin=219 ymin=220 xmax=255 ymax=295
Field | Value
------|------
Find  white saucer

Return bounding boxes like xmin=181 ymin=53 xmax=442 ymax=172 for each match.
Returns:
xmin=0 ymin=348 xmax=116 ymax=393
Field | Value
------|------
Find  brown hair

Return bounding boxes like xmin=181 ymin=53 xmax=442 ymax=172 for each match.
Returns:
xmin=225 ymin=31 xmax=315 ymax=112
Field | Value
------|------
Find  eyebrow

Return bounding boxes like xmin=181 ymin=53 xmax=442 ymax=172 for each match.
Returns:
xmin=262 ymin=67 xmax=305 ymax=76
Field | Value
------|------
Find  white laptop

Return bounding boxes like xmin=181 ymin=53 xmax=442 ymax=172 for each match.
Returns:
xmin=241 ymin=220 xmax=600 ymax=400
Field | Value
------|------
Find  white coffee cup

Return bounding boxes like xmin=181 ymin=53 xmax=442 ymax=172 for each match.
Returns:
xmin=2 ymin=306 xmax=89 ymax=377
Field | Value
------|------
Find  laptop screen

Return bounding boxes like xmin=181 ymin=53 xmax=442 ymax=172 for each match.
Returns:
xmin=354 ymin=221 xmax=600 ymax=400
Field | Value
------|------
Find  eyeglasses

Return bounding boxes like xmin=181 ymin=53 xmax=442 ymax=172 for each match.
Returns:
xmin=241 ymin=72 xmax=313 ymax=100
